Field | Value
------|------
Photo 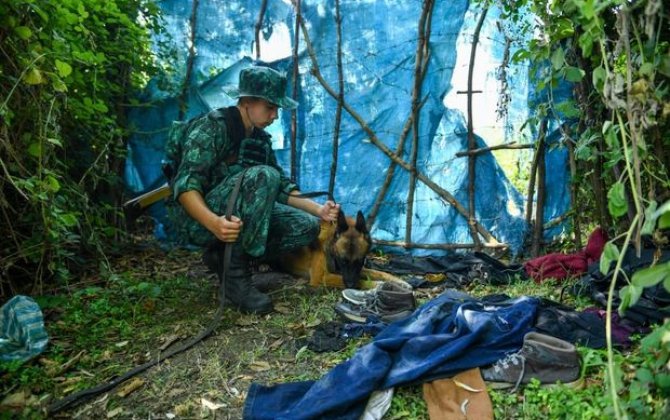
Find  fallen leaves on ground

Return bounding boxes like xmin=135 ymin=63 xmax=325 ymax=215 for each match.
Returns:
xmin=116 ymin=377 xmax=145 ymax=398
xmin=201 ymin=397 xmax=226 ymax=410
xmin=249 ymin=361 xmax=272 ymax=372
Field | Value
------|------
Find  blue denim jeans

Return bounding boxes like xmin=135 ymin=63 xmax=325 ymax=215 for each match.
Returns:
xmin=243 ymin=293 xmax=539 ymax=420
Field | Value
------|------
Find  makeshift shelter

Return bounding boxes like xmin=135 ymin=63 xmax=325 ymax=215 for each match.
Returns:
xmin=124 ymin=0 xmax=571 ymax=256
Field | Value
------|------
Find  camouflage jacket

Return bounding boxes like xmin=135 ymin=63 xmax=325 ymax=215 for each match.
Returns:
xmin=165 ymin=106 xmax=298 ymax=204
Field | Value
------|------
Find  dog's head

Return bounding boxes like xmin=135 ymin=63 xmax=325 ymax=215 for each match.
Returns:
xmin=328 ymin=210 xmax=371 ymax=289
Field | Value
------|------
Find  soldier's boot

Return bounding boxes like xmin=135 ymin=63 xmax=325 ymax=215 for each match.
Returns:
xmin=205 ymin=243 xmax=273 ymax=315
xmin=226 ymin=244 xmax=273 ymax=315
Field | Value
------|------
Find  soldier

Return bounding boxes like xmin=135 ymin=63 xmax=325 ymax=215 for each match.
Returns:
xmin=165 ymin=66 xmax=339 ymax=314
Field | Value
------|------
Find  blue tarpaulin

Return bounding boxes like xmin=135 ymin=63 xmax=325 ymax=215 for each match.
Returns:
xmin=124 ymin=0 xmax=571 ymax=255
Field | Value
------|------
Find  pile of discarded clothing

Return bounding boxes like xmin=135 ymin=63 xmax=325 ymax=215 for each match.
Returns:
xmin=245 ymin=228 xmax=669 ymax=419
xmin=245 ymin=292 xmax=589 ymax=419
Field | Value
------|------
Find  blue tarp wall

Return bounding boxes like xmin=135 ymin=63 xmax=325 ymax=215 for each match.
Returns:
xmin=124 ymin=0 xmax=571 ymax=255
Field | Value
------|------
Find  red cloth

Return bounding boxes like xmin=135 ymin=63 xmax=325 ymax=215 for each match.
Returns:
xmin=524 ymin=227 xmax=607 ymax=282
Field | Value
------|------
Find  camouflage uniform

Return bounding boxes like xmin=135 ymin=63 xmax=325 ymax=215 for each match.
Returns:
xmin=165 ymin=106 xmax=319 ymax=258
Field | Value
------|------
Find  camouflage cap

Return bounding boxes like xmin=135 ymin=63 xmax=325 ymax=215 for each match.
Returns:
xmin=222 ymin=66 xmax=298 ymax=109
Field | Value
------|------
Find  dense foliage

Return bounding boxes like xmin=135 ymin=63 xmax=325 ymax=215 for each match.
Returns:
xmin=494 ymin=0 xmax=669 ymax=417
xmin=0 ymin=0 xmax=163 ymax=293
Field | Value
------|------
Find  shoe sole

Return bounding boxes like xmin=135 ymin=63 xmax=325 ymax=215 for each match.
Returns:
xmin=335 ymin=307 xmax=414 ymax=324
xmin=220 ymin=298 xmax=274 ymax=315
xmin=341 ymin=280 xmax=414 ymax=306
xmin=341 ymin=292 xmax=371 ymax=306
xmin=335 ymin=308 xmax=368 ymax=323
xmin=341 ymin=282 xmax=382 ymax=306
xmin=485 ymin=376 xmax=584 ymax=390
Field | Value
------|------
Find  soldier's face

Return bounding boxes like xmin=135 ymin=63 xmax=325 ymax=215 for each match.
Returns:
xmin=245 ymin=99 xmax=279 ymax=129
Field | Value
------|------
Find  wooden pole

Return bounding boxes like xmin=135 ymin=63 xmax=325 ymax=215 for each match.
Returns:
xmin=329 ymin=0 xmax=343 ymax=197
xmin=405 ymin=0 xmax=434 ymax=246
xmin=531 ymin=120 xmax=547 ymax=257
xmin=525 ymin=120 xmax=546 ymax=227
xmin=373 ymin=239 xmax=508 ymax=250
xmin=566 ymin=135 xmax=582 ymax=248
xmin=254 ymin=0 xmax=268 ymax=60
xmin=290 ymin=0 xmax=300 ymax=181
xmin=466 ymin=4 xmax=489 ymax=251
xmin=455 ymin=142 xmax=534 ymax=157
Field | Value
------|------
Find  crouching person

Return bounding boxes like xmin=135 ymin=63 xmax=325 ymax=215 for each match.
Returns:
xmin=164 ymin=66 xmax=339 ymax=314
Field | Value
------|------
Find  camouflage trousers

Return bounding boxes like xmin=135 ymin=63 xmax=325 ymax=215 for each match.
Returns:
xmin=167 ymin=165 xmax=320 ymax=258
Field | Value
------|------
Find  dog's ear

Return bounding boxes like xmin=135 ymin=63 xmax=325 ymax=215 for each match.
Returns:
xmin=336 ymin=209 xmax=348 ymax=233
xmin=355 ymin=211 xmax=368 ymax=234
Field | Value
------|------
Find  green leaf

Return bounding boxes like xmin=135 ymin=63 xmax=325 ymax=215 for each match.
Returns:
xmin=27 ymin=142 xmax=42 ymax=158
xmin=551 ymin=48 xmax=565 ymax=70
xmin=553 ymin=18 xmax=574 ymax=39
xmin=600 ymin=242 xmax=620 ymax=274
xmin=618 ymin=285 xmax=642 ymax=316
xmin=578 ymin=32 xmax=594 ymax=57
xmin=29 ymin=4 xmax=50 ymax=23
xmin=603 ymin=124 xmax=619 ymax=149
xmin=46 ymin=137 xmax=63 ymax=147
xmin=652 ymin=200 xmax=670 ymax=229
xmin=14 ymin=26 xmax=32 ymax=40
xmin=639 ymin=62 xmax=654 ymax=77
xmin=642 ymin=200 xmax=670 ymax=233
xmin=592 ymin=66 xmax=606 ymax=91
xmin=660 ymin=54 xmax=670 ymax=78
xmin=618 ymin=286 xmax=632 ymax=316
xmin=24 ymin=68 xmax=44 ymax=85
xmin=565 ymin=66 xmax=585 ymax=82
xmin=660 ymin=213 xmax=670 ymax=229
xmin=52 ymin=78 xmax=68 ymax=92
xmin=656 ymin=373 xmax=670 ymax=391
xmin=512 ymin=49 xmax=530 ymax=63
xmin=93 ymin=101 xmax=108 ymax=113
xmin=60 ymin=214 xmax=78 ymax=227
xmin=635 ymin=367 xmax=654 ymax=384
xmin=641 ymin=324 xmax=664 ymax=350
xmin=628 ymin=284 xmax=643 ymax=306
xmin=642 ymin=201 xmax=659 ymax=235
xmin=555 ymin=101 xmax=580 ymax=119
xmin=55 ymin=59 xmax=72 ymax=78
xmin=632 ymin=262 xmax=670 ymax=288
xmin=607 ymin=182 xmax=628 ymax=218
xmin=664 ymin=276 xmax=670 ymax=294
xmin=45 ymin=175 xmax=60 ymax=192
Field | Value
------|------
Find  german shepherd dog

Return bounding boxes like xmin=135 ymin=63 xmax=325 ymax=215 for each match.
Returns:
xmin=281 ymin=210 xmax=400 ymax=289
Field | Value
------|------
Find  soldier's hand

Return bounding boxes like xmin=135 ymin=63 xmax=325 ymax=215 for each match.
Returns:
xmin=319 ymin=201 xmax=340 ymax=222
xmin=212 ymin=215 xmax=243 ymax=242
